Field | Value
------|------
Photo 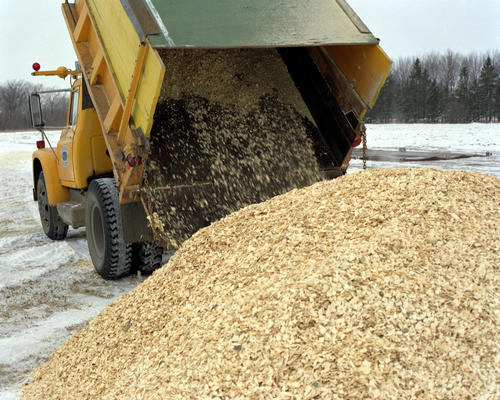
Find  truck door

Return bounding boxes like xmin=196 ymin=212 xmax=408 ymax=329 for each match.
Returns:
xmin=56 ymin=86 xmax=79 ymax=184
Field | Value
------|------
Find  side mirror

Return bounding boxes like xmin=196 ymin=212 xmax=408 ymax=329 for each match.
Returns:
xmin=29 ymin=93 xmax=45 ymax=128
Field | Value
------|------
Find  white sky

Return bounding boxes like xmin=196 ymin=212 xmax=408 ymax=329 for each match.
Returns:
xmin=0 ymin=0 xmax=499 ymax=88
xmin=349 ymin=0 xmax=500 ymax=58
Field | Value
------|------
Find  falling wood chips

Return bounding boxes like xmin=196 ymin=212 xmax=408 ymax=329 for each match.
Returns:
xmin=22 ymin=169 xmax=499 ymax=399
xmin=142 ymin=48 xmax=326 ymax=247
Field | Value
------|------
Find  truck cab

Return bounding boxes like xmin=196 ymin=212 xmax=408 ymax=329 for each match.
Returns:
xmin=55 ymin=78 xmax=112 ymax=188
xmin=32 ymin=77 xmax=111 ymax=229
xmin=30 ymin=69 xmax=163 ymax=279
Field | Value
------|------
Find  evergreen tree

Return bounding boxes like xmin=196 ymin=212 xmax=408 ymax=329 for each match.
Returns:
xmin=421 ymin=68 xmax=433 ymax=121
xmin=495 ymin=76 xmax=500 ymax=121
xmin=367 ymin=74 xmax=397 ymax=122
xmin=398 ymin=78 xmax=411 ymax=122
xmin=426 ymin=79 xmax=441 ymax=122
xmin=478 ymin=56 xmax=496 ymax=121
xmin=405 ymin=58 xmax=423 ymax=122
xmin=469 ymin=78 xmax=481 ymax=122
xmin=456 ymin=66 xmax=470 ymax=122
xmin=404 ymin=59 xmax=434 ymax=121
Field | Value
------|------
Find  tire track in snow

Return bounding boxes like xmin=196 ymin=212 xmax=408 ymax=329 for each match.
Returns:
xmin=0 ymin=132 xmax=144 ymax=397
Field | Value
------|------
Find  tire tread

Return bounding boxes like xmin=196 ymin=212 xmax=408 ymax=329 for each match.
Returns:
xmin=37 ymin=172 xmax=68 ymax=240
xmin=86 ymin=178 xmax=131 ymax=279
xmin=132 ymin=242 xmax=163 ymax=274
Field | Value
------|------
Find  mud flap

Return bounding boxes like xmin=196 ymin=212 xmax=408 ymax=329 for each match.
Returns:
xmin=120 ymin=201 xmax=153 ymax=244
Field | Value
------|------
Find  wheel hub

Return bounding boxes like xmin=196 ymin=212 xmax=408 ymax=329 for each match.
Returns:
xmin=90 ymin=203 xmax=105 ymax=259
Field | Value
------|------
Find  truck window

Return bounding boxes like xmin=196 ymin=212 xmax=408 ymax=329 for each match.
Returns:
xmin=68 ymin=89 xmax=79 ymax=126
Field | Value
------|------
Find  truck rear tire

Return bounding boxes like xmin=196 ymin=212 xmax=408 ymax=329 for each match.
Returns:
xmin=85 ymin=178 xmax=132 ymax=280
xmin=37 ymin=172 xmax=68 ymax=240
xmin=132 ymin=242 xmax=163 ymax=274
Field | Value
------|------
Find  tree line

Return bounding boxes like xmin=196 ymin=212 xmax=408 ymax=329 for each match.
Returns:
xmin=0 ymin=80 xmax=69 ymax=131
xmin=367 ymin=50 xmax=500 ymax=123
xmin=2 ymin=50 xmax=499 ymax=130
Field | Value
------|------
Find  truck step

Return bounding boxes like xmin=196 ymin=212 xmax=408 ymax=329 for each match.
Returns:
xmin=56 ymin=201 xmax=85 ymax=229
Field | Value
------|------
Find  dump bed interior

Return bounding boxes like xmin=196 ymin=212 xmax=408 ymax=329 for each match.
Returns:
xmin=62 ymin=0 xmax=391 ymax=247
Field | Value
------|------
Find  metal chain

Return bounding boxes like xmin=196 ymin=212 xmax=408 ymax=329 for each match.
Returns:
xmin=361 ymin=125 xmax=367 ymax=170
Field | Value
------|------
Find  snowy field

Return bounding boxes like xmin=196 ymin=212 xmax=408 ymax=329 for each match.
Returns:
xmin=349 ymin=123 xmax=500 ymax=176
xmin=0 ymin=131 xmax=148 ymax=399
xmin=0 ymin=124 xmax=499 ymax=398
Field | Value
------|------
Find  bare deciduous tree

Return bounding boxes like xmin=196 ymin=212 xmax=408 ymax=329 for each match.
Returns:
xmin=0 ymin=81 xmax=68 ymax=131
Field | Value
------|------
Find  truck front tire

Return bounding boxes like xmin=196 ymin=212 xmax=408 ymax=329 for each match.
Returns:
xmin=85 ymin=178 xmax=132 ymax=280
xmin=37 ymin=172 xmax=68 ymax=240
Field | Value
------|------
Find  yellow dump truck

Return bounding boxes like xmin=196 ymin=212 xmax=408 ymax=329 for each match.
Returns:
xmin=29 ymin=0 xmax=391 ymax=279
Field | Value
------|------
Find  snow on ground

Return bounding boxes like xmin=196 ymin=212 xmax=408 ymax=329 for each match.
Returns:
xmin=0 ymin=124 xmax=499 ymax=398
xmin=348 ymin=123 xmax=500 ymax=176
xmin=0 ymin=131 xmax=147 ymax=399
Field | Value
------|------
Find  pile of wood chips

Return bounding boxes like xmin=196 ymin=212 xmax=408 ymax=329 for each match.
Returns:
xmin=22 ymin=169 xmax=499 ymax=399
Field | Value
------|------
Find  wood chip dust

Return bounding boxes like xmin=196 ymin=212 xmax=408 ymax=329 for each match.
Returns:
xmin=22 ymin=169 xmax=499 ymax=399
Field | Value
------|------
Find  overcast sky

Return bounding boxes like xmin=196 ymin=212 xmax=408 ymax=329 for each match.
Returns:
xmin=0 ymin=0 xmax=499 ymax=88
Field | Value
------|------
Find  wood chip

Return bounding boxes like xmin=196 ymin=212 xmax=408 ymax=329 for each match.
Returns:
xmin=21 ymin=169 xmax=500 ymax=399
